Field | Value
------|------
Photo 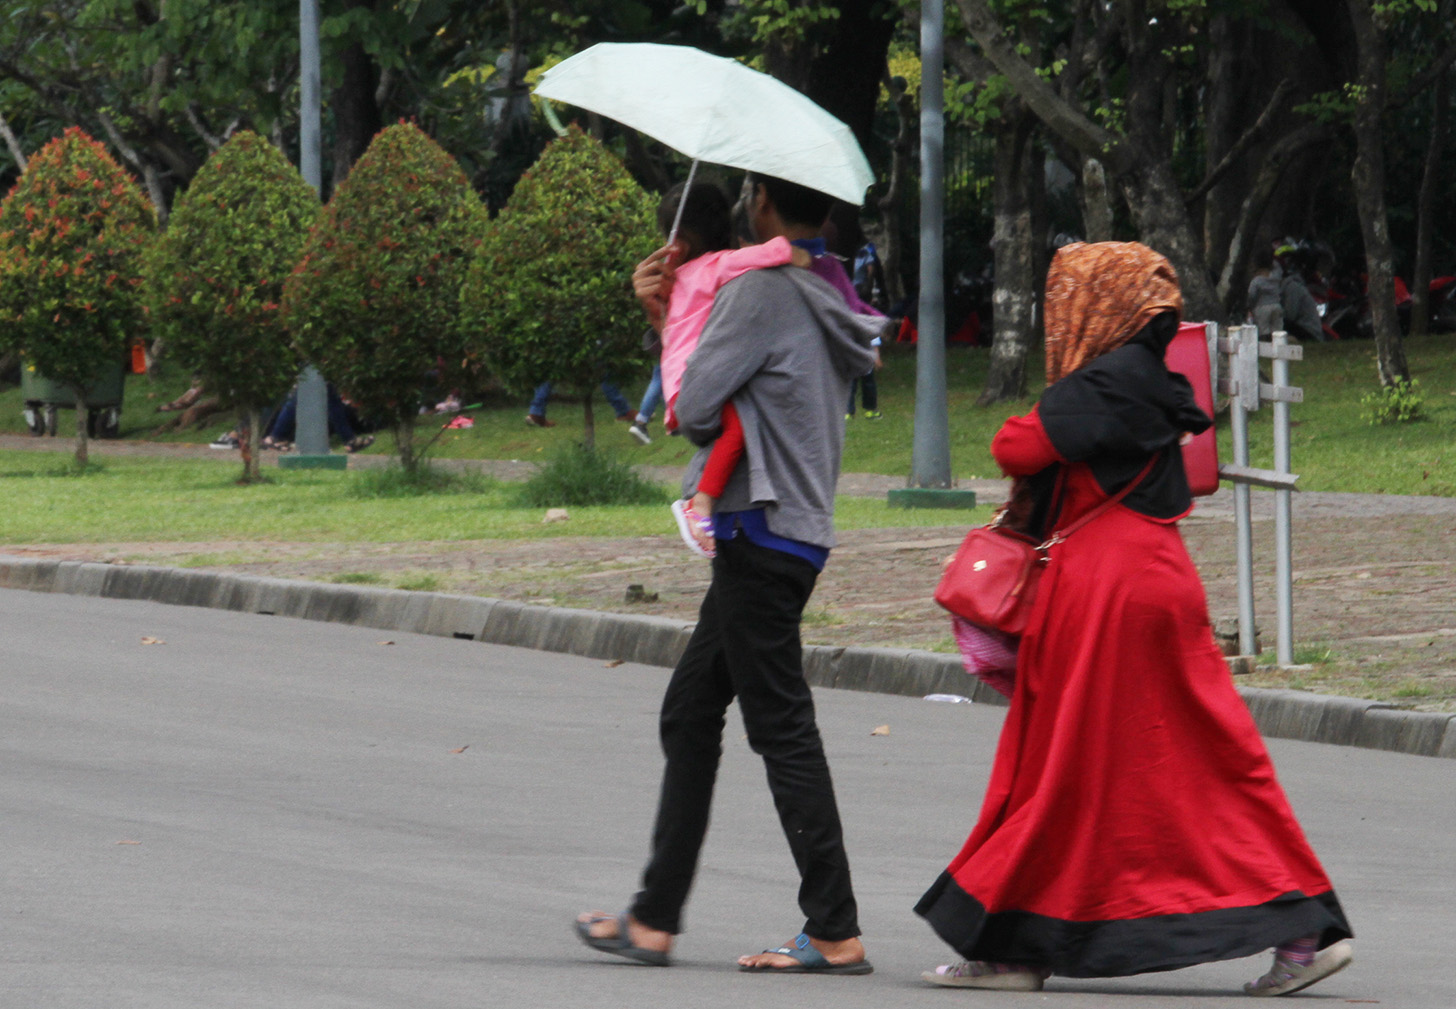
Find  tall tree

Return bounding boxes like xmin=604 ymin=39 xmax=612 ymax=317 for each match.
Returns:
xmin=943 ymin=32 xmax=1043 ymax=404
xmin=0 ymin=128 xmax=153 ymax=466
xmin=282 ymin=122 xmax=485 ymax=472
xmin=145 ymin=132 xmax=319 ymax=482
xmin=1345 ymin=0 xmax=1408 ymax=385
xmin=954 ymin=0 xmax=1223 ymax=320
xmin=461 ymin=128 xmax=656 ymax=448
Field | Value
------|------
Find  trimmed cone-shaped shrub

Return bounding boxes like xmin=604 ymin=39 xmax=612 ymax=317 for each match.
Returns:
xmin=0 ymin=127 xmax=154 ymax=466
xmin=460 ymin=126 xmax=657 ymax=447
xmin=145 ymin=131 xmax=319 ymax=482
xmin=282 ymin=121 xmax=485 ymax=471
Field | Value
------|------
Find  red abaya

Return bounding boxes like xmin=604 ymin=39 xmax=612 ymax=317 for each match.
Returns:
xmin=915 ymin=411 xmax=1352 ymax=978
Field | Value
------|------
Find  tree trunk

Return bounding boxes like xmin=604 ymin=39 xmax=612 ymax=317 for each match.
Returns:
xmin=979 ymin=115 xmax=1037 ymax=405
xmin=581 ymin=391 xmax=595 ymax=451
xmin=394 ymin=419 xmax=416 ymax=474
xmin=811 ymin=4 xmax=898 ymax=148
xmin=1120 ymin=158 xmax=1221 ymax=321
xmin=1201 ymin=12 xmax=1245 ymax=272
xmin=331 ymin=4 xmax=383 ymax=189
xmin=1409 ymin=69 xmax=1449 ymax=340
xmin=241 ymin=405 xmax=262 ymax=484
xmin=1081 ymin=157 xmax=1113 ymax=242
xmin=869 ymin=73 xmax=916 ymax=309
xmin=1216 ymin=124 xmax=1332 ymax=314
xmin=74 ymin=390 xmax=89 ymax=468
xmin=0 ymin=110 xmax=26 ymax=171
xmin=1346 ymin=0 xmax=1409 ymax=385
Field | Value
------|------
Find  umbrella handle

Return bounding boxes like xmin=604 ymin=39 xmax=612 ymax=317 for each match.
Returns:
xmin=666 ymin=158 xmax=700 ymax=250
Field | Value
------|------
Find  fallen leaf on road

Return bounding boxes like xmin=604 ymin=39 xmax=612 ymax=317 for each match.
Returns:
xmin=116 ymin=839 xmax=141 ymax=845
xmin=140 ymin=637 xmax=165 ymax=645
xmin=450 ymin=745 xmax=469 ymax=754
xmin=604 ymin=659 xmax=624 ymax=667
xmin=377 ymin=640 xmax=395 ymax=646
xmin=871 ymin=724 xmax=890 ymax=736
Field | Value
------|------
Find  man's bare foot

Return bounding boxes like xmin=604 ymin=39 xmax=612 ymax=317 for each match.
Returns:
xmin=576 ymin=910 xmax=672 ymax=954
xmin=737 ymin=934 xmax=866 ymax=970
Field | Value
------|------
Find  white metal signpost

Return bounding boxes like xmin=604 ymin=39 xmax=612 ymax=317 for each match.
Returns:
xmin=1214 ymin=323 xmax=1303 ymax=668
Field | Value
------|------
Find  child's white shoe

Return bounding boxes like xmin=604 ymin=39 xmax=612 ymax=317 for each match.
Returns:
xmin=670 ymin=499 xmax=715 ymax=559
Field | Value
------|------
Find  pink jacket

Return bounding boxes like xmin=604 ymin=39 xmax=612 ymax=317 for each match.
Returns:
xmin=660 ymin=237 xmax=794 ymax=427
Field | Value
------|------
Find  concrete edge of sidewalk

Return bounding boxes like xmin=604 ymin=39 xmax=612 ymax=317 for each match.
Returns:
xmin=4 ymin=555 xmax=1452 ymax=761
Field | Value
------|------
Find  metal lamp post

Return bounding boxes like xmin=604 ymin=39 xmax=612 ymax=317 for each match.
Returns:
xmin=888 ymin=0 xmax=976 ymax=510
xmin=280 ymin=0 xmax=345 ymax=470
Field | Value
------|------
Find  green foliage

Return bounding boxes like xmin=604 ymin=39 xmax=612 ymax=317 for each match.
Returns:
xmin=349 ymin=461 xmax=497 ymax=498
xmin=0 ymin=126 xmax=153 ymax=400
xmin=1360 ymin=378 xmax=1425 ymax=425
xmin=145 ymin=131 xmax=318 ymax=414
xmin=459 ymin=127 xmax=655 ymax=443
xmin=282 ymin=121 xmax=485 ymax=468
xmin=516 ymin=443 xmax=670 ymax=507
xmin=738 ymin=0 xmax=840 ymax=42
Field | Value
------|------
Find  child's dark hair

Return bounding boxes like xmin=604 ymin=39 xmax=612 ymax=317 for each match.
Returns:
xmin=657 ymin=181 xmax=732 ymax=255
xmin=745 ymin=172 xmax=834 ymax=228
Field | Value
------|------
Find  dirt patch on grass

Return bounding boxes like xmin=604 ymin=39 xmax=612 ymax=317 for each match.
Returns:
xmin=11 ymin=494 xmax=1455 ymax=712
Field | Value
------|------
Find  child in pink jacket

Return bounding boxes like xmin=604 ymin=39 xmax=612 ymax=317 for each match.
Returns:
xmin=651 ymin=182 xmax=809 ymax=558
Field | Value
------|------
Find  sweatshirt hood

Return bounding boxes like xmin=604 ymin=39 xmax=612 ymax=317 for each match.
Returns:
xmin=782 ymin=268 xmax=887 ymax=378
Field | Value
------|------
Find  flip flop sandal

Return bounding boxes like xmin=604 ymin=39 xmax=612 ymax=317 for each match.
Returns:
xmin=739 ymin=932 xmax=873 ymax=974
xmin=573 ymin=911 xmax=670 ymax=967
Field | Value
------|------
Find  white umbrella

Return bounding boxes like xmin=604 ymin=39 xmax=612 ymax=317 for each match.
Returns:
xmin=533 ymin=42 xmax=873 ymax=208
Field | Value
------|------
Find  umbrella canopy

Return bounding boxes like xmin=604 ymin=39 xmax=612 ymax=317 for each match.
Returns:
xmin=533 ymin=42 xmax=873 ymax=206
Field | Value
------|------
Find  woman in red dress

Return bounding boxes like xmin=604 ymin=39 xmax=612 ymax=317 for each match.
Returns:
xmin=915 ymin=243 xmax=1353 ymax=996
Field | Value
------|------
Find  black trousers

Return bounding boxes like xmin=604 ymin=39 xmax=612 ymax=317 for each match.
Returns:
xmin=629 ymin=537 xmax=860 ymax=940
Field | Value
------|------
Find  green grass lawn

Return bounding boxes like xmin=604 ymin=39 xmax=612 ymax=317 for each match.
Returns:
xmin=2 ymin=329 xmax=1452 ymax=522
xmin=0 ymin=452 xmax=988 ymax=544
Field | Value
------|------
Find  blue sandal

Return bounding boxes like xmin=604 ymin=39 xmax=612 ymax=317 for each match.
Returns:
xmin=573 ymin=911 xmax=671 ymax=967
xmin=739 ymin=932 xmax=873 ymax=974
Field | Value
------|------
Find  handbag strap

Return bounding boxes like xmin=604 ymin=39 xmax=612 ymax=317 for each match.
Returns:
xmin=1040 ymin=452 xmax=1160 ymax=549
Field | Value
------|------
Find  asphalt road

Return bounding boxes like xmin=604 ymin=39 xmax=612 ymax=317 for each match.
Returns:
xmin=3 ymin=588 xmax=1453 ymax=1008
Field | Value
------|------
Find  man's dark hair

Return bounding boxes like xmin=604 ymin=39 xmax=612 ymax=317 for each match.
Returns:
xmin=746 ymin=172 xmax=834 ymax=229
xmin=1253 ymin=244 xmax=1274 ymax=270
xmin=730 ymin=196 xmax=755 ymax=246
xmin=656 ymin=181 xmax=732 ymax=253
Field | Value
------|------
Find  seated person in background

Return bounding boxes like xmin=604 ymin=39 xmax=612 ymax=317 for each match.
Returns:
xmin=261 ymin=384 xmax=374 ymax=453
xmin=1274 ymin=244 xmax=1326 ymax=342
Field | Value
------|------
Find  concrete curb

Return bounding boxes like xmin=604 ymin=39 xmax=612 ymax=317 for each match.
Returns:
xmin=3 ymin=555 xmax=1451 ymax=760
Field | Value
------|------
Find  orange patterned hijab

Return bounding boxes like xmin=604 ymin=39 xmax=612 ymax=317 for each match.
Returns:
xmin=1043 ymin=242 xmax=1184 ymax=384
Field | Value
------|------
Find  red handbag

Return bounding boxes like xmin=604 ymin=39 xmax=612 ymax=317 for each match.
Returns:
xmin=935 ymin=456 xmax=1156 ymax=634
xmin=933 ymin=517 xmax=1047 ymax=636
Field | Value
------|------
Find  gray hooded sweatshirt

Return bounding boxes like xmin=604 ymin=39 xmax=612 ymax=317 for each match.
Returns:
xmin=675 ymin=266 xmax=889 ymax=549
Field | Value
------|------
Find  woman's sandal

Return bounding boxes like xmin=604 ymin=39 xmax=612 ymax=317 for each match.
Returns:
xmin=739 ymin=933 xmax=873 ymax=975
xmin=573 ymin=911 xmax=670 ymax=967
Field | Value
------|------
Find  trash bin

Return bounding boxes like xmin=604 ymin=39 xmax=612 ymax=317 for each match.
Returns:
xmin=20 ymin=357 xmax=126 ymax=438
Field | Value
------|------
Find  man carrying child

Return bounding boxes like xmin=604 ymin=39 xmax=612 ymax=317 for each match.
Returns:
xmin=575 ymin=174 xmax=888 ymax=974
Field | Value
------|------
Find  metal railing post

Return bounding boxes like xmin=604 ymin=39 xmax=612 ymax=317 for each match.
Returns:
xmin=1272 ymin=328 xmax=1295 ymax=666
